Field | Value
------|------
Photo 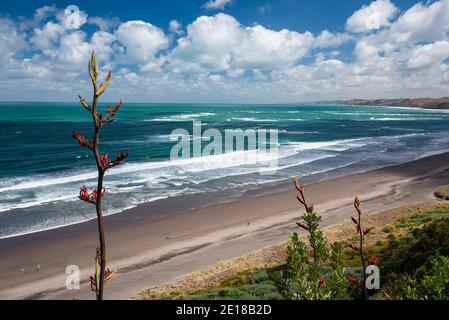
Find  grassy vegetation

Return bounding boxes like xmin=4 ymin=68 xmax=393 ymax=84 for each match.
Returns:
xmin=395 ymin=208 xmax=449 ymax=228
xmin=167 ymin=205 xmax=449 ymax=300
xmin=381 ymin=217 xmax=449 ymax=299
xmin=163 ymin=268 xmax=284 ymax=300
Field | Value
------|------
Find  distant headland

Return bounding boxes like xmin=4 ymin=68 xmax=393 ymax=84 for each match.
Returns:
xmin=317 ymin=97 xmax=449 ymax=109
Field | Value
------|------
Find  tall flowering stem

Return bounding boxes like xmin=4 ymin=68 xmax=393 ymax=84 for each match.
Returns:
xmin=294 ymin=179 xmax=326 ymax=265
xmin=349 ymin=196 xmax=373 ymax=300
xmin=291 ymin=179 xmax=328 ymax=299
xmin=73 ymin=52 xmax=128 ymax=300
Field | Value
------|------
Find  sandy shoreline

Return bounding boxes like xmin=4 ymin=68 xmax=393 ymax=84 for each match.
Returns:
xmin=1 ymin=152 xmax=449 ymax=300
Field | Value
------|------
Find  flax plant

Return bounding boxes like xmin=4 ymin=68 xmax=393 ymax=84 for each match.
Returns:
xmin=283 ymin=179 xmax=347 ymax=300
xmin=72 ymin=52 xmax=128 ymax=300
xmin=348 ymin=196 xmax=373 ymax=300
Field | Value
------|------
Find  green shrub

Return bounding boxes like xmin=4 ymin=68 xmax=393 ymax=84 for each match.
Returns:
xmin=281 ymin=180 xmax=351 ymax=300
xmin=402 ymin=255 xmax=449 ymax=300
xmin=380 ymin=219 xmax=449 ymax=298
xmin=381 ymin=219 xmax=449 ymax=277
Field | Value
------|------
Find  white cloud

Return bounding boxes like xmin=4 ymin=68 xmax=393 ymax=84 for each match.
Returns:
xmin=346 ymin=0 xmax=398 ymax=33
xmin=227 ymin=68 xmax=245 ymax=78
xmin=3 ymin=2 xmax=449 ymax=103
xmin=203 ymin=0 xmax=233 ymax=10
xmin=169 ymin=19 xmax=183 ymax=35
xmin=259 ymin=3 xmax=272 ymax=14
xmin=31 ymin=21 xmax=66 ymax=54
xmin=56 ymin=31 xmax=92 ymax=65
xmin=169 ymin=14 xmax=241 ymax=72
xmin=29 ymin=12 xmax=93 ymax=69
xmin=88 ymin=16 xmax=120 ymax=31
xmin=387 ymin=0 xmax=449 ymax=45
xmin=116 ymin=20 xmax=169 ymax=65
xmin=237 ymin=25 xmax=313 ymax=69
xmin=22 ymin=58 xmax=52 ymax=78
xmin=34 ymin=5 xmax=58 ymax=22
xmin=91 ymin=31 xmax=116 ymax=61
xmin=209 ymin=74 xmax=222 ymax=81
xmin=408 ymin=41 xmax=449 ymax=69
xmin=314 ymin=30 xmax=352 ymax=48
xmin=168 ymin=13 xmax=313 ymax=73
xmin=351 ymin=0 xmax=449 ymax=67
xmin=252 ymin=69 xmax=267 ymax=80
xmin=0 ymin=18 xmax=28 ymax=61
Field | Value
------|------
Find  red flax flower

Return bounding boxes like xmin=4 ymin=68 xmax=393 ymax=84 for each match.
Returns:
xmin=79 ymin=186 xmax=105 ymax=204
xmin=72 ymin=130 xmax=92 ymax=149
xmin=113 ymin=151 xmax=128 ymax=166
xmin=90 ymin=189 xmax=99 ymax=202
xmin=319 ymin=276 xmax=326 ymax=287
xmin=91 ymin=188 xmax=106 ymax=202
xmin=368 ymin=255 xmax=381 ymax=265
xmin=346 ymin=275 xmax=358 ymax=285
xmin=79 ymin=186 xmax=90 ymax=202
xmin=99 ymin=154 xmax=110 ymax=170
xmin=107 ymin=101 xmax=123 ymax=117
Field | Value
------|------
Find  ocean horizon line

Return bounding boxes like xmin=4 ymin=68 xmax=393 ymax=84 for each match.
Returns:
xmin=0 ymin=100 xmax=322 ymax=106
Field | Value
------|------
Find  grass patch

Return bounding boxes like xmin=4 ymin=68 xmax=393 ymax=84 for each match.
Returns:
xmin=395 ymin=207 xmax=449 ymax=229
xmin=165 ymin=268 xmax=284 ymax=300
xmin=185 ymin=283 xmax=284 ymax=300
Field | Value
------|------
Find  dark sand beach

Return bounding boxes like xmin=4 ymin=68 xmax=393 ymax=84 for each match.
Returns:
xmin=1 ymin=152 xmax=449 ymax=300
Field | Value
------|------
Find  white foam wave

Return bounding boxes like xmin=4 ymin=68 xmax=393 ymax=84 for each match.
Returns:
xmin=286 ymin=138 xmax=367 ymax=152
xmin=0 ymin=171 xmax=98 ymax=193
xmin=150 ymin=113 xmax=216 ymax=121
xmin=369 ymin=117 xmax=437 ymax=121
xmin=0 ymin=195 xmax=170 ymax=240
xmin=232 ymin=117 xmax=279 ymax=122
xmin=0 ymin=133 xmax=426 ymax=195
xmin=0 ymin=194 xmax=76 ymax=213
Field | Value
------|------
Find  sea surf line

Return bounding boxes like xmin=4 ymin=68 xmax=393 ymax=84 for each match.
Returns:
xmin=170 ymin=121 xmax=279 ymax=175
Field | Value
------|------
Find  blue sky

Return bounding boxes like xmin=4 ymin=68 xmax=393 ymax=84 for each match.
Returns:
xmin=0 ymin=0 xmax=448 ymax=103
xmin=1 ymin=0 xmax=421 ymax=33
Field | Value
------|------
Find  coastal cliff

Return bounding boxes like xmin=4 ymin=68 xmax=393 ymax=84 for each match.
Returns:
xmin=318 ymin=97 xmax=449 ymax=109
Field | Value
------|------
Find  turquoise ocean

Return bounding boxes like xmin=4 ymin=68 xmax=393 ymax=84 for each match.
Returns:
xmin=1 ymin=102 xmax=449 ymax=238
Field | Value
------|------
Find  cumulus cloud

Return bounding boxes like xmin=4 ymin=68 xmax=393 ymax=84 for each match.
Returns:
xmin=116 ymin=21 xmax=169 ymax=65
xmin=387 ymin=0 xmax=449 ymax=45
xmin=88 ymin=16 xmax=120 ymax=31
xmin=31 ymin=21 xmax=66 ymax=54
xmin=2 ymin=2 xmax=449 ymax=103
xmin=346 ymin=0 xmax=398 ymax=33
xmin=408 ymin=41 xmax=449 ymax=69
xmin=34 ymin=5 xmax=58 ymax=22
xmin=203 ymin=0 xmax=233 ymax=10
xmin=56 ymin=32 xmax=92 ymax=65
xmin=314 ymin=30 xmax=352 ymax=48
xmin=169 ymin=19 xmax=183 ymax=35
xmin=0 ymin=18 xmax=28 ymax=61
xmin=29 ymin=11 xmax=95 ymax=70
xmin=169 ymin=13 xmax=313 ymax=72
xmin=91 ymin=31 xmax=116 ymax=61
